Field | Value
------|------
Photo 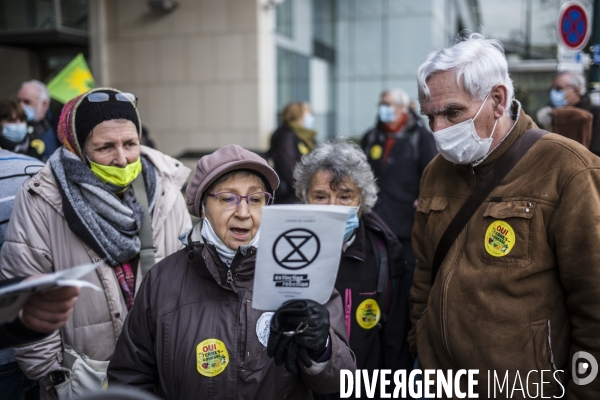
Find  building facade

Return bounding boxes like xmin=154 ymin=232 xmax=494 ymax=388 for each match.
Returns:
xmin=0 ymin=0 xmax=590 ymax=157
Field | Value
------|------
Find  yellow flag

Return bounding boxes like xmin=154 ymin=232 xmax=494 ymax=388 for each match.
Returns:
xmin=47 ymin=54 xmax=96 ymax=103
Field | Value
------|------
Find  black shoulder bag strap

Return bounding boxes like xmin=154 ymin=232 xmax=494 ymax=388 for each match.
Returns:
xmin=430 ymin=128 xmax=547 ymax=285
xmin=132 ymin=174 xmax=156 ymax=277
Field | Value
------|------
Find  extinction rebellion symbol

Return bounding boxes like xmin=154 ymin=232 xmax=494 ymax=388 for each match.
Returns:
xmin=272 ymin=228 xmax=320 ymax=270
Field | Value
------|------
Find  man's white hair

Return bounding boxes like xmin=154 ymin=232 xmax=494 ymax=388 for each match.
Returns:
xmin=417 ymin=32 xmax=515 ymax=110
xmin=21 ymin=80 xmax=50 ymax=104
xmin=382 ymin=88 xmax=410 ymax=110
xmin=556 ymin=71 xmax=587 ymax=95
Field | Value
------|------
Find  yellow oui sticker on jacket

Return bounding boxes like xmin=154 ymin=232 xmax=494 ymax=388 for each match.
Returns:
xmin=370 ymin=144 xmax=382 ymax=160
xmin=196 ymin=339 xmax=229 ymax=377
xmin=485 ymin=220 xmax=515 ymax=257
xmin=356 ymin=299 xmax=380 ymax=329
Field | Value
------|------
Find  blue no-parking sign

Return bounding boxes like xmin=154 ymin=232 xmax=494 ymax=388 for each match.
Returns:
xmin=557 ymin=2 xmax=591 ymax=51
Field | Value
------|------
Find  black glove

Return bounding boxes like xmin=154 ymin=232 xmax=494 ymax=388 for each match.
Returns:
xmin=267 ymin=299 xmax=330 ymax=375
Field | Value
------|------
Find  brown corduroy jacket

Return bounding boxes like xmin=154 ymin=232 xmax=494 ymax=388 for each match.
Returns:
xmin=409 ymin=102 xmax=600 ymax=399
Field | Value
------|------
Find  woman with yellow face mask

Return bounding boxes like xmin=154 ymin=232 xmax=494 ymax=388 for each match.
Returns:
xmin=0 ymin=88 xmax=192 ymax=400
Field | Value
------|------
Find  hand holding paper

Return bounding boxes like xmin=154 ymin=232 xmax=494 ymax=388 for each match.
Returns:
xmin=19 ymin=285 xmax=81 ymax=334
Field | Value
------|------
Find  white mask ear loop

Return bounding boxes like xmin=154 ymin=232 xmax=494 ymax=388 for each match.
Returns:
xmin=473 ymin=91 xmax=499 ymax=140
xmin=473 ymin=91 xmax=492 ymax=121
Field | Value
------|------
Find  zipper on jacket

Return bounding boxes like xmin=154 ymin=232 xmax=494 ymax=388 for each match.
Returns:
xmin=227 ymin=268 xmax=233 ymax=284
xmin=470 ymin=164 xmax=476 ymax=189
xmin=440 ymin=267 xmax=456 ymax=364
xmin=344 ymin=288 xmax=352 ymax=342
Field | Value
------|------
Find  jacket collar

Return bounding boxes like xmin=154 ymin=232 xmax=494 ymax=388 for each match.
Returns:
xmin=186 ymin=222 xmax=257 ymax=292
xmin=342 ymin=213 xmax=387 ymax=261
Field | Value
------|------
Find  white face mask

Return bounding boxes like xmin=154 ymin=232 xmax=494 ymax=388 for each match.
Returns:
xmin=432 ymin=92 xmax=498 ymax=165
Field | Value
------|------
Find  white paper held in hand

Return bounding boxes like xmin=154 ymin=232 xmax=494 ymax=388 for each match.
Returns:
xmin=0 ymin=260 xmax=103 ymax=324
xmin=252 ymin=204 xmax=350 ymax=311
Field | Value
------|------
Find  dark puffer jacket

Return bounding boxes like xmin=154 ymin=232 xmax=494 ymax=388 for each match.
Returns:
xmin=107 ymin=232 xmax=356 ymax=399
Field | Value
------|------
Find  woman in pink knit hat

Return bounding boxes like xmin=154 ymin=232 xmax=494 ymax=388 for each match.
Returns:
xmin=107 ymin=144 xmax=356 ymax=399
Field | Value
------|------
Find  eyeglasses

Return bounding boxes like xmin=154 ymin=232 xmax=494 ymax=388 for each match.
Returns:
xmin=207 ymin=191 xmax=272 ymax=210
xmin=87 ymin=92 xmax=138 ymax=106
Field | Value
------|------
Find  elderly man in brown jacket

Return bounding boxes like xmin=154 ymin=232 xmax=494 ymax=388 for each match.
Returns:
xmin=411 ymin=33 xmax=600 ymax=399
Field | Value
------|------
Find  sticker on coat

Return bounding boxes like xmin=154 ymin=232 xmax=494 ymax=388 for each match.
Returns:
xmin=196 ymin=339 xmax=229 ymax=377
xmin=356 ymin=299 xmax=380 ymax=329
xmin=370 ymin=145 xmax=382 ymax=160
xmin=298 ymin=142 xmax=310 ymax=155
xmin=256 ymin=312 xmax=274 ymax=347
xmin=484 ymin=220 xmax=515 ymax=257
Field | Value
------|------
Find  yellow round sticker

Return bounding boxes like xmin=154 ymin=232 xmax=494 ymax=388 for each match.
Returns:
xmin=370 ymin=144 xmax=383 ymax=160
xmin=484 ymin=220 xmax=515 ymax=257
xmin=298 ymin=142 xmax=310 ymax=155
xmin=356 ymin=299 xmax=380 ymax=329
xmin=196 ymin=339 xmax=229 ymax=377
xmin=30 ymin=139 xmax=45 ymax=155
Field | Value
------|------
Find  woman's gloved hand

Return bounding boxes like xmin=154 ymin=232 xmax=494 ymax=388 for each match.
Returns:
xmin=267 ymin=299 xmax=330 ymax=375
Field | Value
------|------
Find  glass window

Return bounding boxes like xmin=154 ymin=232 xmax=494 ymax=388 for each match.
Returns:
xmin=0 ymin=0 xmax=88 ymax=32
xmin=0 ymin=0 xmax=55 ymax=31
xmin=61 ymin=0 xmax=88 ymax=31
xmin=277 ymin=46 xmax=310 ymax=118
xmin=276 ymin=0 xmax=293 ymax=38
xmin=313 ymin=0 xmax=334 ymax=48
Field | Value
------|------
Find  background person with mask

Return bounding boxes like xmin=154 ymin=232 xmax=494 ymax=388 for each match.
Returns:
xmin=360 ymin=89 xmax=437 ymax=273
xmin=18 ymin=80 xmax=60 ymax=161
xmin=412 ymin=32 xmax=600 ymax=398
xmin=0 ymin=88 xmax=192 ymax=399
xmin=0 ymin=99 xmax=40 ymax=159
xmin=537 ymin=71 xmax=597 ymax=149
xmin=268 ymin=101 xmax=317 ymax=204
xmin=294 ymin=139 xmax=412 ymax=400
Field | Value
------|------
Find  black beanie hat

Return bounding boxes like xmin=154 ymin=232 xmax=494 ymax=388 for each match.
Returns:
xmin=74 ymin=89 xmax=140 ymax=151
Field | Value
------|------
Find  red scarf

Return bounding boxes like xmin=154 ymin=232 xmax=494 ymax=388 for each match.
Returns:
xmin=114 ymin=263 xmax=135 ymax=310
xmin=382 ymin=113 xmax=408 ymax=164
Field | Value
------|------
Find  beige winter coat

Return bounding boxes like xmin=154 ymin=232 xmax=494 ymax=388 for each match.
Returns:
xmin=0 ymin=146 xmax=191 ymax=389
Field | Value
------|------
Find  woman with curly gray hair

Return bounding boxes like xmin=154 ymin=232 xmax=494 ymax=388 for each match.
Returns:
xmin=294 ymin=139 xmax=413 ymax=397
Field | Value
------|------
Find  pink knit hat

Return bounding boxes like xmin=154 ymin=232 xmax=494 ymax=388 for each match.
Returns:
xmin=185 ymin=145 xmax=280 ymax=217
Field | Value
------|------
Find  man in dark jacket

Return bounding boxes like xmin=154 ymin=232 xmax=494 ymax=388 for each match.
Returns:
xmin=18 ymin=80 xmax=60 ymax=161
xmin=361 ymin=89 xmax=437 ymax=271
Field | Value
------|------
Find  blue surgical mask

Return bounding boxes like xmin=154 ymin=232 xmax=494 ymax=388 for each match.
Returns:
xmin=378 ymin=104 xmax=396 ymax=123
xmin=550 ymin=89 xmax=567 ymax=107
xmin=344 ymin=205 xmax=360 ymax=242
xmin=21 ymin=105 xmax=36 ymax=122
xmin=303 ymin=113 xmax=315 ymax=130
xmin=2 ymin=122 xmax=27 ymax=143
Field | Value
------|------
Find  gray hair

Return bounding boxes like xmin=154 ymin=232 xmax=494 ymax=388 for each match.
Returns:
xmin=293 ymin=139 xmax=378 ymax=213
xmin=555 ymin=71 xmax=587 ymax=95
xmin=21 ymin=80 xmax=50 ymax=104
xmin=417 ymin=32 xmax=515 ymax=111
xmin=382 ymin=88 xmax=410 ymax=110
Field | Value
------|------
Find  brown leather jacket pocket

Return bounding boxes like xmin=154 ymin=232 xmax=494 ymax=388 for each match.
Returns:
xmin=477 ymin=200 xmax=533 ymax=267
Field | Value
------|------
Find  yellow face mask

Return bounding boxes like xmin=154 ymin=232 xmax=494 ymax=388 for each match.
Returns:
xmin=89 ymin=157 xmax=142 ymax=189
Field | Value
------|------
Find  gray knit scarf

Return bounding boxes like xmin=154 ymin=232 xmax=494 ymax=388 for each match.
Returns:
xmin=50 ymin=148 xmax=158 ymax=267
